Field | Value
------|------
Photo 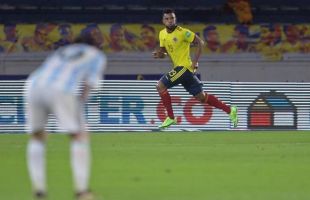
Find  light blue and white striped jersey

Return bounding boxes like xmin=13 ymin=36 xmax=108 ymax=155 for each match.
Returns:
xmin=27 ymin=44 xmax=106 ymax=94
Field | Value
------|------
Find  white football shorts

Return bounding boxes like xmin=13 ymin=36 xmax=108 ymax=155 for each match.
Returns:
xmin=25 ymin=87 xmax=85 ymax=134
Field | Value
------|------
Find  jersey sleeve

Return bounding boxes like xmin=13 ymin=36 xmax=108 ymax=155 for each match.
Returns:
xmin=159 ymin=31 xmax=165 ymax=47
xmin=183 ymin=28 xmax=195 ymax=43
xmin=85 ymin=52 xmax=107 ymax=88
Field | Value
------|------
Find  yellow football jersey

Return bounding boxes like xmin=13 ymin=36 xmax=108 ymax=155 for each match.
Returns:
xmin=159 ymin=26 xmax=195 ymax=72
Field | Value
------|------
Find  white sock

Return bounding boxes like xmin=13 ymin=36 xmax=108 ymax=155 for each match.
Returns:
xmin=71 ymin=140 xmax=91 ymax=192
xmin=27 ymin=139 xmax=46 ymax=192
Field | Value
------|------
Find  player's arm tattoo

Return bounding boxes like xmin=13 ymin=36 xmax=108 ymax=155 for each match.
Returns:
xmin=192 ymin=35 xmax=205 ymax=68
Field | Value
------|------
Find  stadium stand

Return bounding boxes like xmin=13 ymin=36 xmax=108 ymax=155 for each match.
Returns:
xmin=0 ymin=1 xmax=309 ymax=82
xmin=0 ymin=0 xmax=309 ymax=23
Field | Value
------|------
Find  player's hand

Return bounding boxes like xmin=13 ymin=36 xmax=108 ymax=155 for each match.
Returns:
xmin=152 ymin=50 xmax=166 ymax=59
xmin=192 ymin=62 xmax=199 ymax=73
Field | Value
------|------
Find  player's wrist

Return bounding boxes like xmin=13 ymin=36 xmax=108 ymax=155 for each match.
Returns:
xmin=159 ymin=51 xmax=167 ymax=58
xmin=153 ymin=50 xmax=167 ymax=59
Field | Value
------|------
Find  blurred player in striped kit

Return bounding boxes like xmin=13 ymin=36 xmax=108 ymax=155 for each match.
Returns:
xmin=24 ymin=32 xmax=107 ymax=199
xmin=153 ymin=8 xmax=238 ymax=129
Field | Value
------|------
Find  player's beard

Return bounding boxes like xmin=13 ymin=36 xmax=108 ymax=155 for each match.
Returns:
xmin=166 ymin=24 xmax=177 ymax=33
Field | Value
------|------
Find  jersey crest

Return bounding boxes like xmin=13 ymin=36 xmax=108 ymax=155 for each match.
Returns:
xmin=185 ymin=31 xmax=192 ymax=38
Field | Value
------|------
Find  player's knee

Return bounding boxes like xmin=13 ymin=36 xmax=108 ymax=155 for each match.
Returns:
xmin=199 ymin=96 xmax=205 ymax=103
xmin=70 ymin=132 xmax=89 ymax=141
xmin=195 ymin=92 xmax=207 ymax=103
xmin=156 ymin=83 xmax=161 ymax=92
xmin=31 ymin=130 xmax=47 ymax=141
xmin=156 ymin=82 xmax=166 ymax=93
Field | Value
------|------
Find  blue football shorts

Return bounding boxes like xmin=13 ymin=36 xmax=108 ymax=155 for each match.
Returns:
xmin=159 ymin=66 xmax=203 ymax=96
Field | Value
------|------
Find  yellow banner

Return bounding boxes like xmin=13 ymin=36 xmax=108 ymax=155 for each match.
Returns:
xmin=0 ymin=23 xmax=309 ymax=60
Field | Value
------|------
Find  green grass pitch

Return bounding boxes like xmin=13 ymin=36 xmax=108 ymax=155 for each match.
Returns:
xmin=1 ymin=131 xmax=310 ymax=200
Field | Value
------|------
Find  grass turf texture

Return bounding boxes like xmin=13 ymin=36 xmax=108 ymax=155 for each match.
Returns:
xmin=1 ymin=131 xmax=310 ymax=200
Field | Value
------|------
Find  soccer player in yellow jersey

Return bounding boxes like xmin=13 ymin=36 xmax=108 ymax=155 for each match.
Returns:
xmin=153 ymin=9 xmax=238 ymax=129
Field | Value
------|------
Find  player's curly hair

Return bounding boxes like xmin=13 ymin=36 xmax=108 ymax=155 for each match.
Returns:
xmin=74 ymin=32 xmax=97 ymax=47
xmin=163 ymin=8 xmax=175 ymax=15
xmin=74 ymin=34 xmax=96 ymax=46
